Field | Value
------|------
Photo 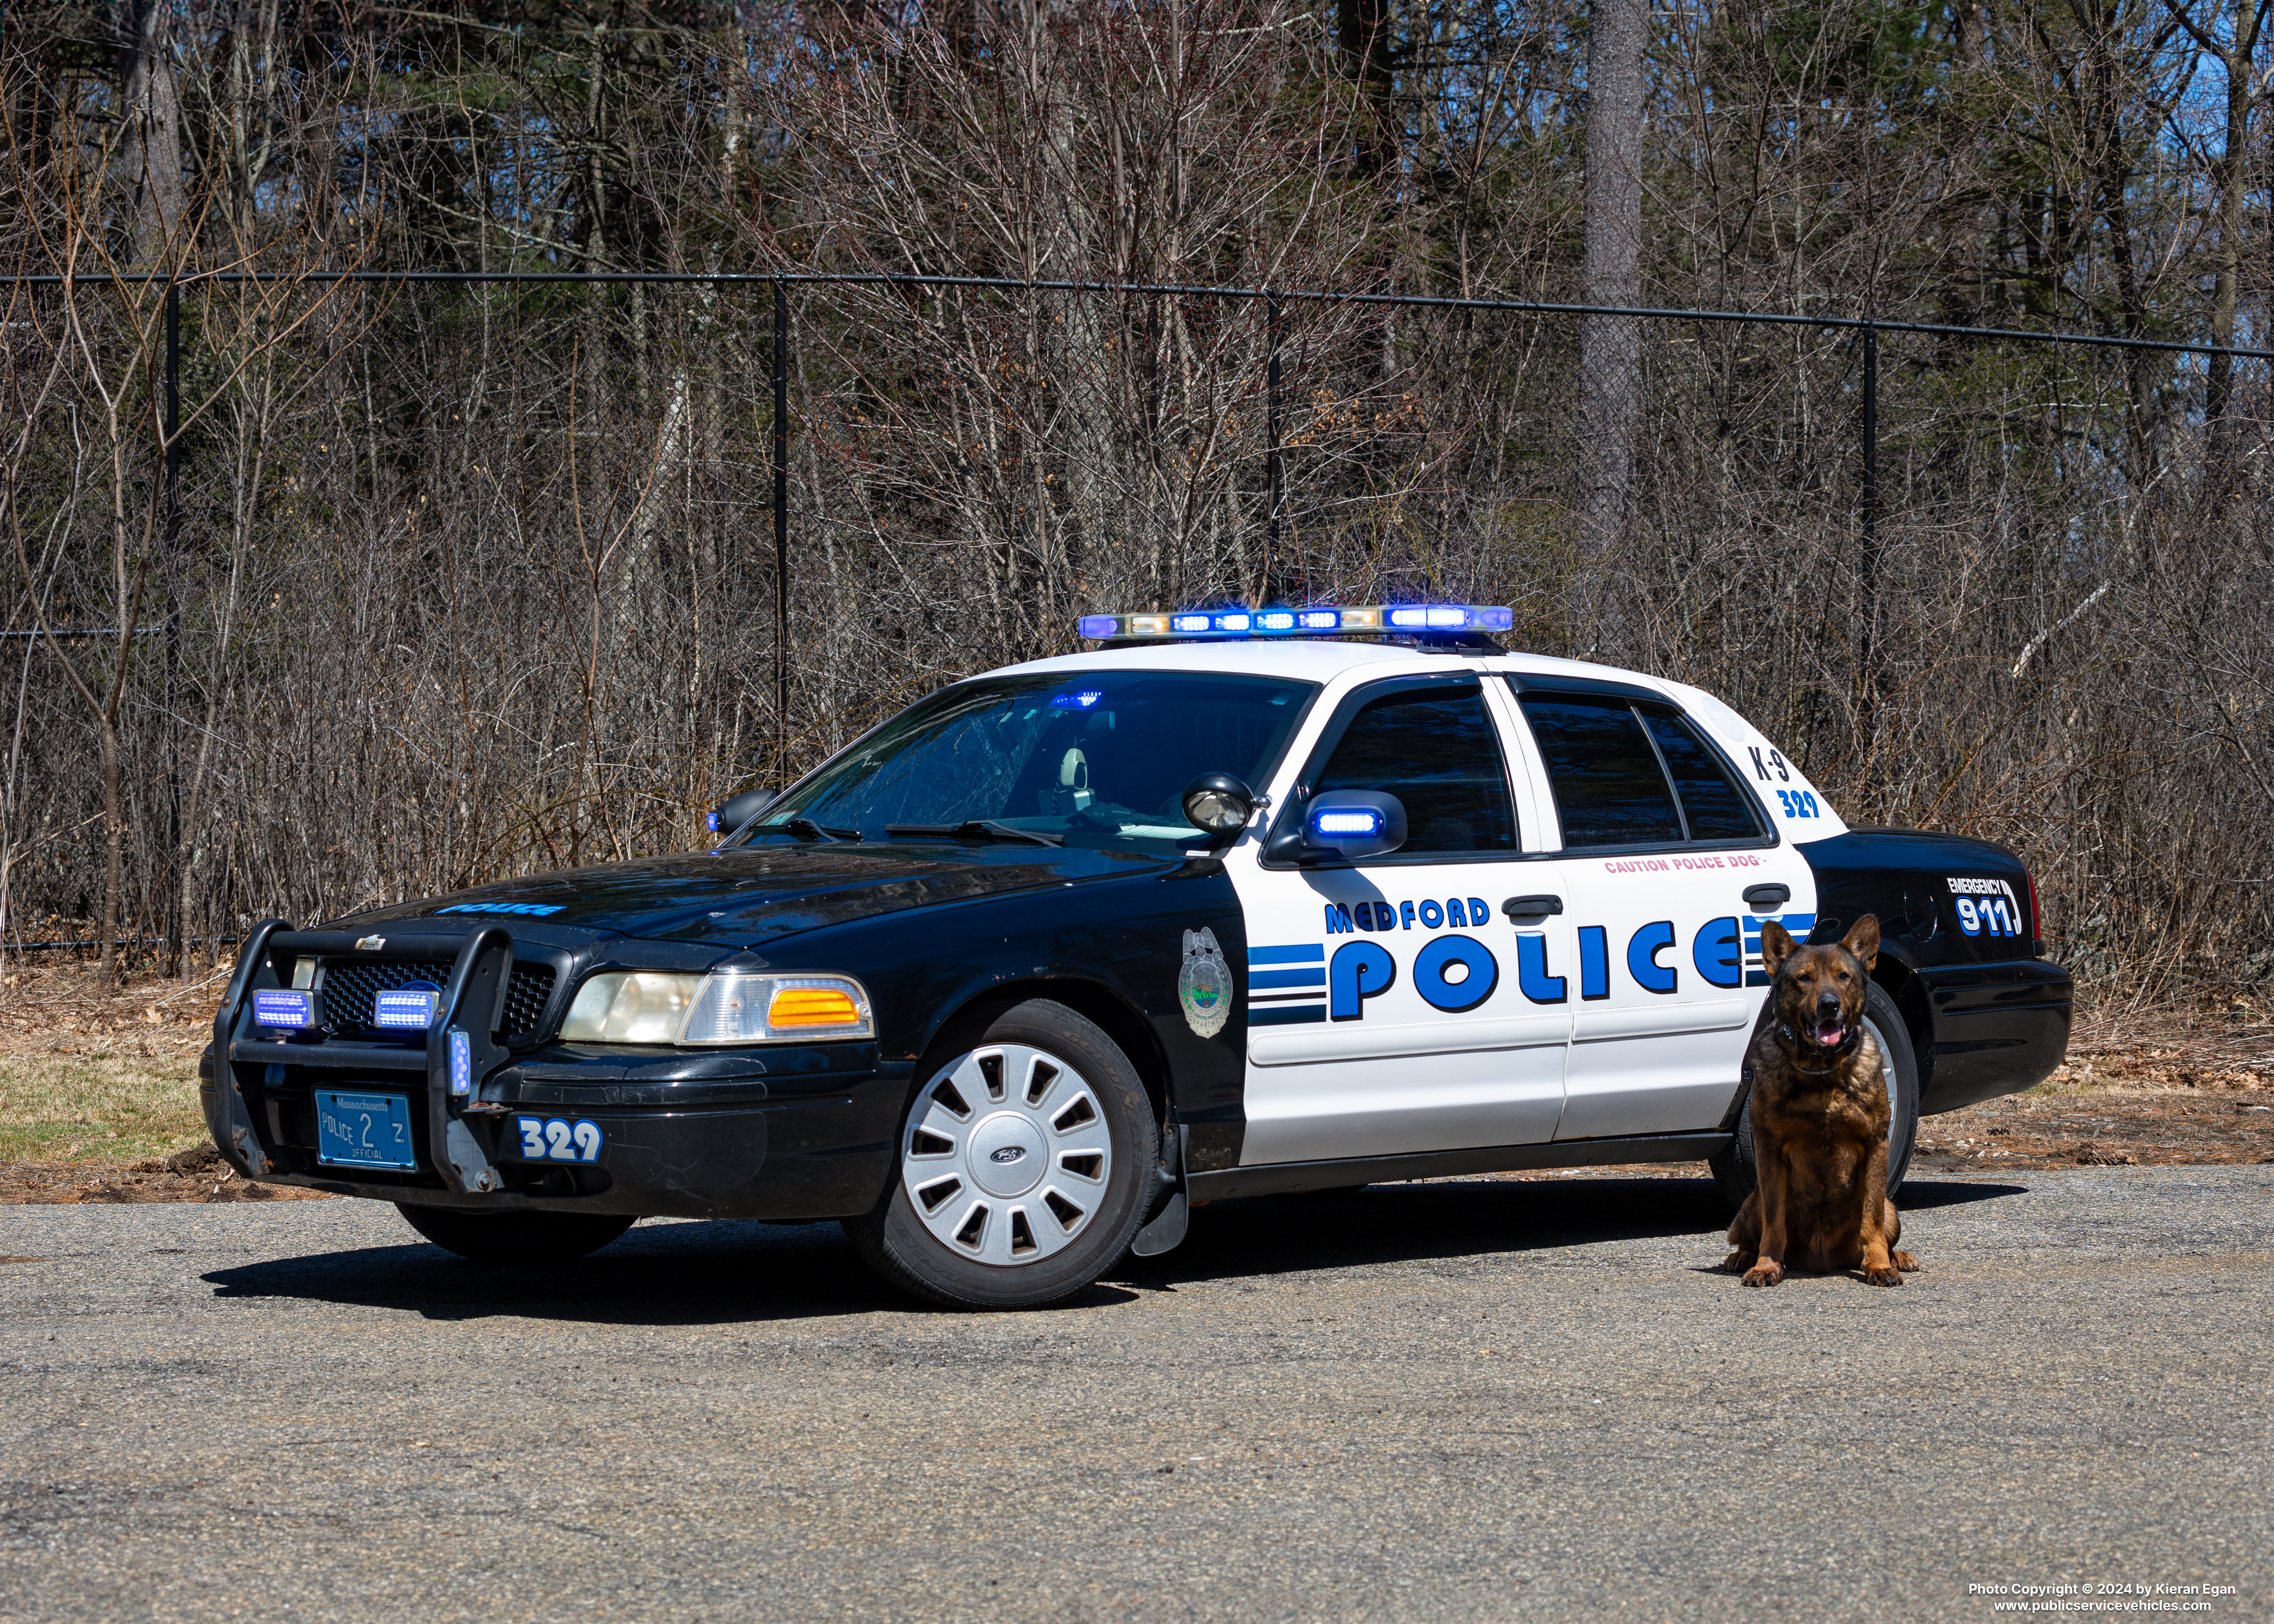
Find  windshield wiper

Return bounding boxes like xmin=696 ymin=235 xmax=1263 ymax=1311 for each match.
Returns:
xmin=777 ymin=817 xmax=862 ymax=843
xmin=885 ymin=820 xmax=1064 ymax=847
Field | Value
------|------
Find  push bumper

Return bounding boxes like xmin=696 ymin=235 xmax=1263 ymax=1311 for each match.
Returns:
xmin=1916 ymin=956 xmax=2074 ymax=1115
xmin=202 ymin=920 xmax=909 ymax=1221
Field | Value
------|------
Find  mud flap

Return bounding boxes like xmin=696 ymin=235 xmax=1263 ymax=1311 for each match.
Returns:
xmin=1131 ymin=1123 xmax=1188 ymax=1258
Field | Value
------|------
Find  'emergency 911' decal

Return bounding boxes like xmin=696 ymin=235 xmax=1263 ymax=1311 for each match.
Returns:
xmin=1247 ymin=907 xmax=1816 ymax=1026
xmin=1949 ymin=876 xmax=2025 ymax=938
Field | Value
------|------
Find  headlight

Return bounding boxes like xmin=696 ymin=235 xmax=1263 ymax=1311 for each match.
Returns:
xmin=561 ymin=970 xmax=874 ymax=1045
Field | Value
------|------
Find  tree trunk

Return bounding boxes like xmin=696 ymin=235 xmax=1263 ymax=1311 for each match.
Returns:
xmin=1578 ymin=0 xmax=1646 ymax=655
xmin=117 ymin=0 xmax=186 ymax=269
xmin=1338 ymin=0 xmax=1396 ymax=175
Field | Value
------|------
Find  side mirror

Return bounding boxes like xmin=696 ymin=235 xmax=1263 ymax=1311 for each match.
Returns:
xmin=1180 ymin=773 xmax=1256 ymax=845
xmin=708 ymin=786 xmax=777 ymax=836
xmin=1298 ymin=791 xmax=1407 ymax=863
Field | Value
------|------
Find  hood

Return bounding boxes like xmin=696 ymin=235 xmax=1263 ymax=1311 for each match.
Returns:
xmin=333 ymin=840 xmax=1175 ymax=949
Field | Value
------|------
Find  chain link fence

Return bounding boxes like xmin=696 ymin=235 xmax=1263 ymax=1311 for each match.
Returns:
xmin=4 ymin=270 xmax=2269 ymax=999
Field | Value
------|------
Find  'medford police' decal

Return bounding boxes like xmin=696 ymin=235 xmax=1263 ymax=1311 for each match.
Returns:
xmin=1257 ymin=903 xmax=1819 ymax=1026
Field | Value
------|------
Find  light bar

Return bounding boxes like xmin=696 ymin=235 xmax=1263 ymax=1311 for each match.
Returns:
xmin=1077 ymin=604 xmax=1513 ymax=641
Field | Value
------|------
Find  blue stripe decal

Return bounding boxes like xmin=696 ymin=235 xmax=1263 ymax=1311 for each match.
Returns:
xmin=1249 ymin=1004 xmax=1328 ymax=1026
xmin=1248 ymin=944 xmax=1324 ymax=965
xmin=1249 ymin=968 xmax=1326 ymax=990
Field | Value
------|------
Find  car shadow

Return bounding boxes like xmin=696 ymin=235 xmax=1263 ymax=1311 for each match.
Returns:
xmin=201 ymin=1220 xmax=981 ymax=1326
xmin=201 ymin=1175 xmax=2033 ymax=1323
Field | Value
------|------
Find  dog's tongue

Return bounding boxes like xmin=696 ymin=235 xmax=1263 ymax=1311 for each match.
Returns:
xmin=1814 ymin=1020 xmax=1846 ymax=1047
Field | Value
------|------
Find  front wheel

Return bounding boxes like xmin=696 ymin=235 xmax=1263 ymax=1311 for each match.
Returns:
xmin=1709 ymin=981 xmax=1922 ymax=1209
xmin=396 ymin=1203 xmax=635 ymax=1265
xmin=846 ymin=999 xmax=1158 ymax=1308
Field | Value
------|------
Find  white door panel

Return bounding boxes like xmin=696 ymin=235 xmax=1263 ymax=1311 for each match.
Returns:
xmin=1237 ymin=877 xmax=1570 ymax=1161
xmin=1502 ymin=682 xmax=1819 ymax=1141
xmin=1241 ymin=1046 xmax=1564 ymax=1163
xmin=1229 ymin=674 xmax=1566 ymax=1167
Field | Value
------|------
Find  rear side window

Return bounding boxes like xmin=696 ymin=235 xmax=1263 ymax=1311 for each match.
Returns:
xmin=1518 ymin=697 xmax=1684 ymax=847
xmin=1643 ymin=712 xmax=1764 ymax=839
xmin=1311 ymin=684 xmax=1517 ymax=855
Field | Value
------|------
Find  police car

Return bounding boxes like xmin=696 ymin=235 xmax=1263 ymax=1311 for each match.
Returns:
xmin=201 ymin=605 xmax=2072 ymax=1306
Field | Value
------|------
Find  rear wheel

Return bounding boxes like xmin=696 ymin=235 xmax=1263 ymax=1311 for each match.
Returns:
xmin=1709 ymin=981 xmax=1921 ymax=1209
xmin=846 ymin=999 xmax=1157 ymax=1308
xmin=396 ymin=1203 xmax=635 ymax=1265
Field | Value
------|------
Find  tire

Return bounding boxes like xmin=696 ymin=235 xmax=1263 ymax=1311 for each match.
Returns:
xmin=396 ymin=1203 xmax=635 ymax=1265
xmin=846 ymin=998 xmax=1159 ymax=1309
xmin=1709 ymin=981 xmax=1922 ymax=1208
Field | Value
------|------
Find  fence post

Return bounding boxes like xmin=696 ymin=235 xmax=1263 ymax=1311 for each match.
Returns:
xmin=163 ymin=281 xmax=183 ymax=973
xmin=1264 ymin=289 xmax=1281 ymax=607
xmin=1860 ymin=322 xmax=1879 ymax=693
xmin=773 ymin=276 xmax=789 ymax=763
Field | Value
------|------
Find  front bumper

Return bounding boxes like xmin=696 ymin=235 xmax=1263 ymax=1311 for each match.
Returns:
xmin=1917 ymin=956 xmax=2074 ymax=1115
xmin=202 ymin=920 xmax=909 ymax=1220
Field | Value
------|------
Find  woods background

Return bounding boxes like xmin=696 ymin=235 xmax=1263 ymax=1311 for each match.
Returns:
xmin=3 ymin=0 xmax=2272 ymax=1005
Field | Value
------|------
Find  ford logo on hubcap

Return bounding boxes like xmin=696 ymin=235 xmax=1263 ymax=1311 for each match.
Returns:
xmin=989 ymin=1146 xmax=1027 ymax=1164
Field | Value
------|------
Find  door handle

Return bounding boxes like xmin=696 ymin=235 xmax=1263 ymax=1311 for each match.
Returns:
xmin=1743 ymin=883 xmax=1791 ymax=909
xmin=1502 ymin=894 xmax=1564 ymax=921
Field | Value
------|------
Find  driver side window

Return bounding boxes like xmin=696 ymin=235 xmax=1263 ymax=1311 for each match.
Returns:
xmin=1312 ymin=684 xmax=1518 ymax=856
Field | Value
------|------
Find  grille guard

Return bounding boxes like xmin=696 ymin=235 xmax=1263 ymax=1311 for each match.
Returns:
xmin=212 ymin=921 xmax=521 ymax=1194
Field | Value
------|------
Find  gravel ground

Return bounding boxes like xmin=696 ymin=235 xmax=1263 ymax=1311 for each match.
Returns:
xmin=1 ymin=1168 xmax=2268 ymax=1623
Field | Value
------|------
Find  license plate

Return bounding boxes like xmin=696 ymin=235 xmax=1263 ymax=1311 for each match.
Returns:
xmin=315 ymin=1090 xmax=418 ymax=1170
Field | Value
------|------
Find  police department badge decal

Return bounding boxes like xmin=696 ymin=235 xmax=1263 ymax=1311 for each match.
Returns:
xmin=1179 ymin=928 xmax=1233 ymax=1039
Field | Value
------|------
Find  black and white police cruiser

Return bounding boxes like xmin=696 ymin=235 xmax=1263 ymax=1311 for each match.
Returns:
xmin=203 ymin=604 xmax=2071 ymax=1306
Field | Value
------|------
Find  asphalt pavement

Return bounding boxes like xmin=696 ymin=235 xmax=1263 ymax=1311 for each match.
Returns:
xmin=1 ymin=1166 xmax=2268 ymax=1622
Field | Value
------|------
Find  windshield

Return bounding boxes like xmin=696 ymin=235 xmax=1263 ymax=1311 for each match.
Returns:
xmin=738 ymin=671 xmax=1317 ymax=849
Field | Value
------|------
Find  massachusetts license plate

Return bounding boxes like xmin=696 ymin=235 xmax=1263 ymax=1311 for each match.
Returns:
xmin=315 ymin=1090 xmax=418 ymax=1170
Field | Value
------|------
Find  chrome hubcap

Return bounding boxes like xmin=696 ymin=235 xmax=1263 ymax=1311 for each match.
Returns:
xmin=901 ymin=1043 xmax=1112 ymax=1267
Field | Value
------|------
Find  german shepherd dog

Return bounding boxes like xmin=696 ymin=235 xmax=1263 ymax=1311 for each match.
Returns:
xmin=1724 ymin=915 xmax=1920 ymax=1288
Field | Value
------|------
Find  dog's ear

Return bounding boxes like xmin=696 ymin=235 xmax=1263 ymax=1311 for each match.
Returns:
xmin=1843 ymin=914 xmax=1881 ymax=974
xmin=1759 ymin=919 xmax=1798 ymax=977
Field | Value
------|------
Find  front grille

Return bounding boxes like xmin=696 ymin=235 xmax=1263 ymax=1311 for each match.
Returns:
xmin=320 ymin=958 xmax=557 ymax=1038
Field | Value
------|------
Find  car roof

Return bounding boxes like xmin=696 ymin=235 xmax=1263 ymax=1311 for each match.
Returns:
xmin=988 ymin=638 xmax=1693 ymax=701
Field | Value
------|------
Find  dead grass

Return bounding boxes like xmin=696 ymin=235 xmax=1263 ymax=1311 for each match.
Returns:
xmin=0 ymin=960 xmax=229 ymax=1164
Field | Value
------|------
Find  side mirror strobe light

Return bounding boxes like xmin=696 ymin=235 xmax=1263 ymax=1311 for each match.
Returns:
xmin=708 ymin=785 xmax=779 ymax=835
xmin=1299 ymin=791 xmax=1408 ymax=863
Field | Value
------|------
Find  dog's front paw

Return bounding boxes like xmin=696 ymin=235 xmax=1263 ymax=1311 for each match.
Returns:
xmin=1863 ymin=1263 xmax=1904 ymax=1287
xmin=1741 ymin=1259 xmax=1784 ymax=1288
xmin=1720 ymin=1248 xmax=1756 ymax=1275
xmin=1892 ymin=1250 xmax=1921 ymax=1273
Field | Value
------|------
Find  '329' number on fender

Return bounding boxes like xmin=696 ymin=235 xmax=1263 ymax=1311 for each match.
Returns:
xmin=516 ymin=1116 xmax=602 ymax=1163
xmin=1774 ymin=789 xmax=1823 ymax=820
